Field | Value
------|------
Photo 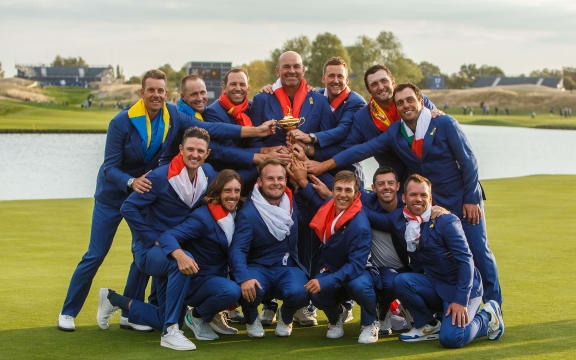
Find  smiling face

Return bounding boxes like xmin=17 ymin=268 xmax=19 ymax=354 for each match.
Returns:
xmin=333 ymin=179 xmax=357 ymax=214
xmin=223 ymin=71 xmax=249 ymax=105
xmin=140 ymin=78 xmax=167 ymax=116
xmin=181 ymin=78 xmax=208 ymax=113
xmin=257 ymin=164 xmax=287 ymax=205
xmin=179 ymin=136 xmax=210 ymax=173
xmin=394 ymin=87 xmax=425 ymax=126
xmin=276 ymin=51 xmax=305 ymax=89
xmin=373 ymin=172 xmax=400 ymax=206
xmin=403 ymin=180 xmax=431 ymax=216
xmin=322 ymin=64 xmax=348 ymax=99
xmin=219 ymin=178 xmax=241 ymax=212
xmin=366 ymin=69 xmax=395 ymax=105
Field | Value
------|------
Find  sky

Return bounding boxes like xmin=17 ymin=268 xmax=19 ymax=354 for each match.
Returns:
xmin=1 ymin=0 xmax=574 ymax=78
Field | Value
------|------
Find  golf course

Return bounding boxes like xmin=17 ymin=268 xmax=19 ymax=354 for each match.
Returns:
xmin=0 ymin=84 xmax=575 ymax=359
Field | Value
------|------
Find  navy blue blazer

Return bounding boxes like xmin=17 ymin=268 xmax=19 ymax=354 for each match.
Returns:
xmin=229 ymin=198 xmax=303 ymax=283
xmin=334 ymin=114 xmax=483 ymax=217
xmin=159 ymin=205 xmax=232 ymax=279
xmin=120 ymin=163 xmax=216 ymax=252
xmin=203 ymin=100 xmax=261 ymax=169
xmin=251 ymin=90 xmax=337 ymax=147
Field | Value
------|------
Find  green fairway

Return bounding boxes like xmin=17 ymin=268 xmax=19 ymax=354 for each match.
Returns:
xmin=447 ymin=112 xmax=576 ymax=130
xmin=0 ymin=175 xmax=575 ymax=359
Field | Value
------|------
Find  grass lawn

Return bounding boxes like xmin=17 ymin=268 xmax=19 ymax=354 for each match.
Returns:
xmin=0 ymin=175 xmax=574 ymax=359
xmin=447 ymin=111 xmax=576 ymax=130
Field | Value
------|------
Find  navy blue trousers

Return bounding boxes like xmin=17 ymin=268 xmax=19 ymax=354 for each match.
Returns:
xmin=394 ymin=272 xmax=490 ymax=348
xmin=186 ymin=276 xmax=241 ymax=322
xmin=61 ymin=200 xmax=147 ymax=317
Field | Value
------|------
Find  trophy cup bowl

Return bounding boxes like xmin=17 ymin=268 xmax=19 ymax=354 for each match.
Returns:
xmin=277 ymin=113 xmax=306 ymax=130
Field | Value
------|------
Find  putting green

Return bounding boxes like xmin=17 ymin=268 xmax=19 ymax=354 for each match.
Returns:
xmin=0 ymin=175 xmax=574 ymax=359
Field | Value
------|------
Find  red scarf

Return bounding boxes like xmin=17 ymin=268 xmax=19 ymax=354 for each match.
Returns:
xmin=369 ymin=97 xmax=400 ymax=132
xmin=218 ymin=93 xmax=252 ymax=126
xmin=309 ymin=194 xmax=362 ymax=243
xmin=273 ymin=78 xmax=308 ymax=118
xmin=328 ymin=86 xmax=351 ymax=112
xmin=208 ymin=202 xmax=229 ymax=220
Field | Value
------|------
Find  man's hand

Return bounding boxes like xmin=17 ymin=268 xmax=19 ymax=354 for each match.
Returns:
xmin=256 ymin=120 xmax=277 ymax=137
xmin=430 ymin=109 xmax=446 ymax=118
xmin=309 ymin=175 xmax=332 ymax=200
xmin=462 ymin=203 xmax=481 ymax=225
xmin=305 ymin=159 xmax=335 ymax=176
xmin=445 ymin=302 xmax=469 ymax=327
xmin=260 ymin=146 xmax=283 ymax=154
xmin=131 ymin=170 xmax=152 ymax=194
xmin=287 ymin=158 xmax=308 ymax=188
xmin=290 ymin=143 xmax=309 ymax=162
xmin=253 ymin=149 xmax=292 ymax=165
xmin=431 ymin=205 xmax=450 ymax=219
xmin=288 ymin=129 xmax=313 ymax=144
xmin=259 ymin=84 xmax=273 ymax=94
xmin=240 ymin=279 xmax=263 ymax=302
xmin=304 ymin=279 xmax=321 ymax=294
xmin=170 ymin=249 xmax=199 ymax=275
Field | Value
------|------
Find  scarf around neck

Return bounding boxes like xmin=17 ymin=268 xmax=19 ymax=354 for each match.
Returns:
xmin=128 ymin=98 xmax=170 ymax=162
xmin=323 ymin=86 xmax=351 ymax=113
xmin=272 ymin=77 xmax=308 ymax=118
xmin=218 ymin=93 xmax=252 ymax=126
xmin=369 ymin=97 xmax=399 ymax=133
xmin=401 ymin=107 xmax=432 ymax=159
xmin=309 ymin=194 xmax=362 ymax=243
xmin=167 ymin=154 xmax=207 ymax=208
xmin=402 ymin=204 xmax=431 ymax=252
xmin=251 ymin=184 xmax=293 ymax=241
xmin=208 ymin=203 xmax=236 ymax=246
xmin=177 ymin=98 xmax=204 ymax=121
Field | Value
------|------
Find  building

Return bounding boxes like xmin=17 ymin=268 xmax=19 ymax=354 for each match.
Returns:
xmin=472 ymin=76 xmax=563 ymax=89
xmin=15 ymin=64 xmax=115 ymax=87
xmin=184 ymin=61 xmax=231 ymax=104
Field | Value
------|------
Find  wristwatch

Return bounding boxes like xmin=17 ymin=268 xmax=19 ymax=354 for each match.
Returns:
xmin=309 ymin=133 xmax=317 ymax=144
xmin=127 ymin=177 xmax=135 ymax=189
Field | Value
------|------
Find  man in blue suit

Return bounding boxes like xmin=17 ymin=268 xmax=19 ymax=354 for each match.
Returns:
xmin=393 ymin=174 xmax=503 ymax=346
xmin=97 ymin=127 xmax=216 ymax=351
xmin=309 ymin=83 xmax=502 ymax=306
xmin=229 ymin=159 xmax=309 ymax=338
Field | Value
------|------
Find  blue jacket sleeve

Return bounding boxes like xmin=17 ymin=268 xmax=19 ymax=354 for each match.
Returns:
xmin=120 ymin=186 xmax=161 ymax=248
xmin=208 ymin=141 xmax=256 ymax=168
xmin=228 ymin=209 xmax=253 ymax=283
xmin=363 ymin=207 xmax=396 ymax=233
xmin=179 ymin=111 xmax=242 ymax=140
xmin=444 ymin=117 xmax=482 ymax=204
xmin=102 ymin=116 xmax=132 ymax=192
xmin=317 ymin=219 xmax=372 ymax=290
xmin=316 ymin=98 xmax=365 ymax=148
xmin=158 ymin=214 xmax=204 ymax=257
xmin=298 ymin=183 xmax=327 ymax=212
xmin=438 ymin=215 xmax=474 ymax=306
xmin=333 ymin=129 xmax=392 ymax=168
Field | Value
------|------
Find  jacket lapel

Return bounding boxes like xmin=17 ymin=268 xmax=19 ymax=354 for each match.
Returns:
xmin=421 ymin=117 xmax=437 ymax=161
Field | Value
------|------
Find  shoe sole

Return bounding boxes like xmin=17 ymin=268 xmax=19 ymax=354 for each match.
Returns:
xmin=294 ymin=319 xmax=318 ymax=327
xmin=358 ymin=338 xmax=378 ymax=344
xmin=210 ymin=325 xmax=238 ymax=335
xmin=96 ymin=289 xmax=111 ymax=330
xmin=160 ymin=340 xmax=196 ymax=351
xmin=120 ymin=324 xmax=154 ymax=332
xmin=486 ymin=301 xmax=504 ymax=341
xmin=57 ymin=325 xmax=75 ymax=332
xmin=400 ymin=333 xmax=439 ymax=342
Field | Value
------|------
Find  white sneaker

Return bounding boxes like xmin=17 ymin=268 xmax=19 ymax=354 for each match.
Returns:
xmin=58 ymin=313 xmax=75 ymax=331
xmin=160 ymin=324 xmax=196 ymax=351
xmin=482 ymin=300 xmax=504 ymax=341
xmin=246 ymin=318 xmax=265 ymax=338
xmin=358 ymin=321 xmax=380 ymax=344
xmin=275 ymin=313 xmax=293 ymax=337
xmin=326 ymin=308 xmax=346 ymax=339
xmin=294 ymin=306 xmax=318 ymax=327
xmin=343 ymin=306 xmax=354 ymax=323
xmin=120 ymin=316 xmax=154 ymax=332
xmin=260 ymin=308 xmax=277 ymax=326
xmin=97 ymin=288 xmax=118 ymax=330
xmin=184 ymin=308 xmax=219 ymax=341
xmin=210 ymin=311 xmax=238 ymax=335
xmin=399 ymin=321 xmax=441 ymax=342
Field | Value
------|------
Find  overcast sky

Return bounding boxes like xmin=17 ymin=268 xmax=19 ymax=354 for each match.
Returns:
xmin=1 ymin=0 xmax=574 ymax=78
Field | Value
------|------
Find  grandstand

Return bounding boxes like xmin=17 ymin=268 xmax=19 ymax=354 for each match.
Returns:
xmin=473 ymin=76 xmax=563 ymax=89
xmin=15 ymin=65 xmax=115 ymax=87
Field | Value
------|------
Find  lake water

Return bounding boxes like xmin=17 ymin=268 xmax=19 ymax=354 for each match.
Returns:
xmin=1 ymin=125 xmax=576 ymax=201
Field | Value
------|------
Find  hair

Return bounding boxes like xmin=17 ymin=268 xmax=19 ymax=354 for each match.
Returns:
xmin=257 ymin=158 xmax=286 ymax=177
xmin=180 ymin=74 xmax=204 ymax=93
xmin=333 ymin=170 xmax=360 ymax=193
xmin=181 ymin=126 xmax=210 ymax=147
xmin=203 ymin=169 xmax=244 ymax=209
xmin=372 ymin=166 xmax=399 ymax=184
xmin=142 ymin=69 xmax=166 ymax=89
xmin=393 ymin=83 xmax=423 ymax=103
xmin=323 ymin=56 xmax=348 ymax=75
xmin=363 ymin=64 xmax=394 ymax=90
xmin=403 ymin=174 xmax=432 ymax=194
xmin=223 ymin=68 xmax=249 ymax=86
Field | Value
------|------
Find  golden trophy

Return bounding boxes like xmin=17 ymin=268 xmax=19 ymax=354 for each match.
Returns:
xmin=276 ymin=106 xmax=306 ymax=132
